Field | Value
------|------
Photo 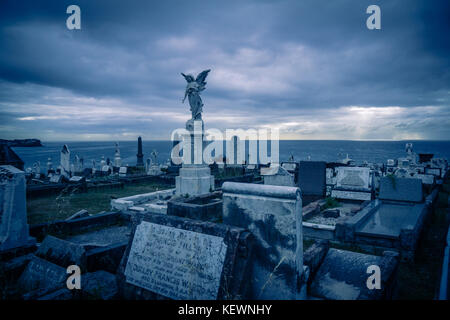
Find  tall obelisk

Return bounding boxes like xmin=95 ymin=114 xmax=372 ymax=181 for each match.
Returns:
xmin=136 ymin=136 xmax=144 ymax=167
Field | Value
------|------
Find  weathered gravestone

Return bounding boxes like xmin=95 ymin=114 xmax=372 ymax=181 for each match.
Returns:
xmin=0 ymin=165 xmax=35 ymax=252
xmin=331 ymin=166 xmax=371 ymax=201
xmin=36 ymin=235 xmax=87 ymax=271
xmin=263 ymin=166 xmax=295 ymax=187
xmin=222 ymin=182 xmax=304 ymax=299
xmin=17 ymin=235 xmax=86 ymax=298
xmin=119 ymin=166 xmax=127 ymax=177
xmin=17 ymin=255 xmax=67 ymax=298
xmin=117 ymin=213 xmax=253 ymax=300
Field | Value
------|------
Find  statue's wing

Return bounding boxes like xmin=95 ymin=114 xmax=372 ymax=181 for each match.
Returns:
xmin=195 ymin=69 xmax=211 ymax=86
xmin=181 ymin=73 xmax=194 ymax=83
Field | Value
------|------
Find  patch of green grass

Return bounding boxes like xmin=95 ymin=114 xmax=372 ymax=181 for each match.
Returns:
xmin=27 ymin=182 xmax=171 ymax=225
xmin=323 ymin=197 xmax=340 ymax=210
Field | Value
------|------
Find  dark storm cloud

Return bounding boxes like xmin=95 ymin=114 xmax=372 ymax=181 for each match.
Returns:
xmin=0 ymin=0 xmax=449 ymax=140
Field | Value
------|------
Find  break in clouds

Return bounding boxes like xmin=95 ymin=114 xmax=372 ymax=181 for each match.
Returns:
xmin=0 ymin=0 xmax=449 ymax=141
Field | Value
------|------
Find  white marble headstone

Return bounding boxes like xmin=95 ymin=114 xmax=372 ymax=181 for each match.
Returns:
xmin=124 ymin=221 xmax=227 ymax=300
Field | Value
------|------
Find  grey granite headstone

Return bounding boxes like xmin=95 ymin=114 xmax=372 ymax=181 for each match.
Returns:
xmin=298 ymin=161 xmax=326 ymax=196
xmin=117 ymin=213 xmax=253 ymax=300
xmin=222 ymin=182 xmax=303 ymax=299
xmin=379 ymin=177 xmax=423 ymax=203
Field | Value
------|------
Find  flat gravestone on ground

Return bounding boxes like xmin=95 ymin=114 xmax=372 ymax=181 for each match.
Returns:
xmin=379 ymin=177 xmax=423 ymax=203
xmin=117 ymin=213 xmax=253 ymax=300
xmin=298 ymin=161 xmax=326 ymax=196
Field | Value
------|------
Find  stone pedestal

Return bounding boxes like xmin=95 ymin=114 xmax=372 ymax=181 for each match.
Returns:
xmin=176 ymin=165 xmax=214 ymax=196
xmin=175 ymin=119 xmax=215 ymax=197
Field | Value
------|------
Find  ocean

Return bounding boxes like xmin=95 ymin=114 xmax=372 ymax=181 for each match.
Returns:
xmin=12 ymin=140 xmax=450 ymax=172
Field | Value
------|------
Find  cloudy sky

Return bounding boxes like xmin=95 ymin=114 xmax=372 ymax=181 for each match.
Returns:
xmin=0 ymin=0 xmax=449 ymax=141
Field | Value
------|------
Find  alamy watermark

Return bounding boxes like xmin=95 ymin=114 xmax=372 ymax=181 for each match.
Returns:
xmin=366 ymin=265 xmax=381 ymax=290
xmin=170 ymin=121 xmax=279 ymax=166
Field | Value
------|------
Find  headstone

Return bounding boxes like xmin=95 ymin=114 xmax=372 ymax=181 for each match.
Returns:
xmin=263 ymin=166 xmax=295 ymax=187
xmin=425 ymin=167 xmax=441 ymax=177
xmin=413 ymin=174 xmax=435 ymax=185
xmin=335 ymin=167 xmax=370 ymax=190
xmin=119 ymin=166 xmax=127 ymax=177
xmin=74 ymin=155 xmax=81 ymax=172
xmin=36 ymin=235 xmax=87 ymax=270
xmin=117 ymin=213 xmax=253 ymax=300
xmin=17 ymin=255 xmax=67 ymax=296
xmin=147 ymin=165 xmax=163 ymax=176
xmin=60 ymin=144 xmax=70 ymax=175
xmin=326 ymin=168 xmax=335 ymax=185
xmin=114 ymin=142 xmax=122 ymax=167
xmin=49 ymin=174 xmax=62 ymax=183
xmin=298 ymin=161 xmax=326 ymax=196
xmin=0 ymin=165 xmax=35 ymax=252
xmin=331 ymin=166 xmax=371 ymax=201
xmin=281 ymin=162 xmax=297 ymax=173
xmin=46 ymin=157 xmax=53 ymax=174
xmin=222 ymin=182 xmax=303 ymax=299
xmin=379 ymin=177 xmax=423 ymax=203
xmin=101 ymin=165 xmax=110 ymax=174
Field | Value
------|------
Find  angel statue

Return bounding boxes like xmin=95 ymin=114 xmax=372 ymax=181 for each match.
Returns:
xmin=181 ymin=69 xmax=210 ymax=120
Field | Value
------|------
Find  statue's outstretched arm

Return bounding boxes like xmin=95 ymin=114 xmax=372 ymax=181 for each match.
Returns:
xmin=182 ymin=89 xmax=188 ymax=103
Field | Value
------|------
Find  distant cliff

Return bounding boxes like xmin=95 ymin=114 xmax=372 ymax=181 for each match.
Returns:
xmin=0 ymin=139 xmax=42 ymax=147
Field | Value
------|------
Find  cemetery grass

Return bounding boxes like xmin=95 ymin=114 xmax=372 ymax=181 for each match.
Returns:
xmin=26 ymin=182 xmax=172 ymax=225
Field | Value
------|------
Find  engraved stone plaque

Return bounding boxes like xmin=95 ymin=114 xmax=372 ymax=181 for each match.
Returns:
xmin=336 ymin=167 xmax=370 ymax=190
xmin=124 ymin=221 xmax=227 ymax=300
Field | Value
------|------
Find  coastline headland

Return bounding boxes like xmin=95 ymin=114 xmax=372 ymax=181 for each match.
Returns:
xmin=0 ymin=139 xmax=42 ymax=147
